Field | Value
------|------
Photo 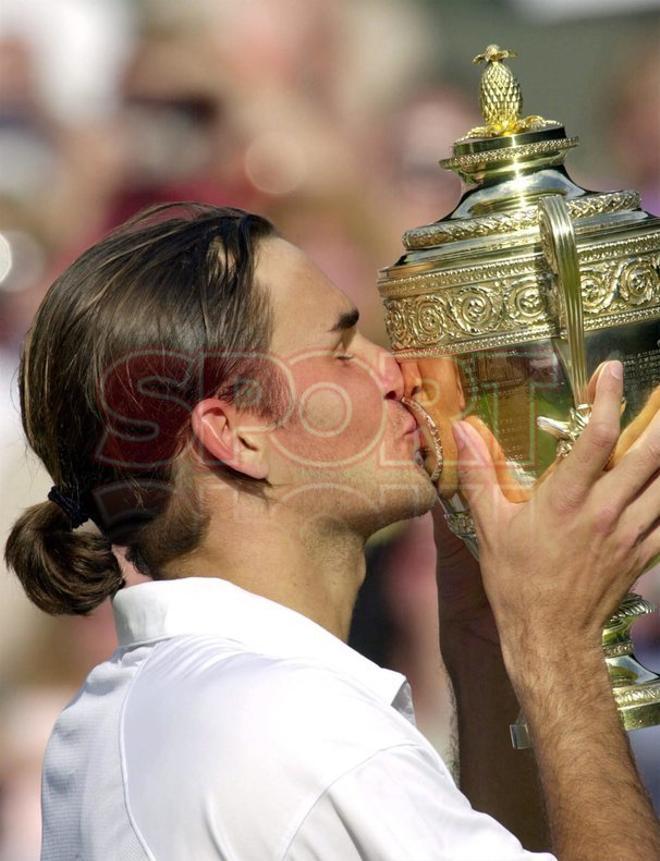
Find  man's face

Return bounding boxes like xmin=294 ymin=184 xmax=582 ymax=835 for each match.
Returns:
xmin=255 ymin=237 xmax=438 ymax=536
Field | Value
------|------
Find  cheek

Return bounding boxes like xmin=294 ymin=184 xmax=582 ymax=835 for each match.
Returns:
xmin=272 ymin=354 xmax=386 ymax=468
xmin=299 ymin=384 xmax=352 ymax=436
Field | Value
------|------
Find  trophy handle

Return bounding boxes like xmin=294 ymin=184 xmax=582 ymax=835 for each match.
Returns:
xmin=538 ymin=194 xmax=589 ymax=408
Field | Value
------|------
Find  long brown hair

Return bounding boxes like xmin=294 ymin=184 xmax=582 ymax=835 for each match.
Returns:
xmin=5 ymin=203 xmax=286 ymax=615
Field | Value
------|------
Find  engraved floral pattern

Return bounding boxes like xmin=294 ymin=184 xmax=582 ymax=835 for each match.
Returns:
xmin=617 ymin=258 xmax=660 ymax=306
xmin=384 ymin=299 xmax=412 ymax=348
xmin=580 ymin=266 xmax=616 ymax=313
xmin=414 ymin=296 xmax=445 ymax=343
xmin=506 ymin=277 xmax=546 ymax=321
xmin=451 ymin=287 xmax=501 ymax=334
xmin=382 ymin=242 xmax=660 ymax=355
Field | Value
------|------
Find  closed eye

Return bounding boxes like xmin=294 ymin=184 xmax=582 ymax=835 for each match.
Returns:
xmin=336 ymin=354 xmax=354 ymax=362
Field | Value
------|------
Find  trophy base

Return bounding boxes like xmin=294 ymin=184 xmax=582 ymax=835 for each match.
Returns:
xmin=510 ymin=593 xmax=660 ymax=750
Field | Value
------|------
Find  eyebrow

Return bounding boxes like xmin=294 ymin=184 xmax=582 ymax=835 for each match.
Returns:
xmin=328 ymin=307 xmax=360 ymax=333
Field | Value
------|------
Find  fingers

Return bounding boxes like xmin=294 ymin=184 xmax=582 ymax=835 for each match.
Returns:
xmin=453 ymin=420 xmax=508 ymax=538
xmin=464 ymin=416 xmax=531 ymax=503
xmin=598 ymin=408 xmax=660 ymax=514
xmin=610 ymin=384 xmax=660 ymax=468
xmin=640 ymin=525 xmax=660 ymax=571
xmin=585 ymin=360 xmax=608 ymax=404
xmin=618 ymin=469 xmax=660 ymax=550
xmin=552 ymin=361 xmax=623 ymax=502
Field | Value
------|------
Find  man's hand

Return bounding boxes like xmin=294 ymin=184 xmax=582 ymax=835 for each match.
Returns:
xmin=431 ymin=361 xmax=660 ymax=645
xmin=454 ymin=360 xmax=660 ymax=654
xmin=402 ymin=354 xmax=660 ymax=507
xmin=451 ymin=359 xmax=660 ymax=861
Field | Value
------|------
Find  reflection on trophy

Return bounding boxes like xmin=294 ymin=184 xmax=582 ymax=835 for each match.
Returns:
xmin=379 ymin=45 xmax=660 ymax=748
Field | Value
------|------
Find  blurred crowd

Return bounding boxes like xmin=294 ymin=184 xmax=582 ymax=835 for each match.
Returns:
xmin=0 ymin=1 xmax=658 ymax=857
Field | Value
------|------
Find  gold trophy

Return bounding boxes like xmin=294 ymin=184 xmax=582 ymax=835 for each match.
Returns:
xmin=379 ymin=45 xmax=660 ymax=748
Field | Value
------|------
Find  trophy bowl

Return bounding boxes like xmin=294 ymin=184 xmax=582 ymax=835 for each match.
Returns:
xmin=378 ymin=45 xmax=660 ymax=749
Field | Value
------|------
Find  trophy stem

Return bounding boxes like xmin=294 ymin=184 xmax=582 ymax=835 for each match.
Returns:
xmin=510 ymin=592 xmax=660 ymax=749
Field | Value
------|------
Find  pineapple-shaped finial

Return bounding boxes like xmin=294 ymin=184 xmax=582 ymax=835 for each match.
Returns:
xmin=474 ymin=45 xmax=521 ymax=133
xmin=463 ymin=44 xmax=557 ymax=139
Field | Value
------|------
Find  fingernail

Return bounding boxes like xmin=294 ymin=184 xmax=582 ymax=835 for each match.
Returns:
xmin=608 ymin=360 xmax=623 ymax=381
xmin=453 ymin=422 xmax=466 ymax=451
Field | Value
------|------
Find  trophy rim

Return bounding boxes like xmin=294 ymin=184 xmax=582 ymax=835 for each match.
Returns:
xmin=451 ymin=125 xmax=567 ymax=158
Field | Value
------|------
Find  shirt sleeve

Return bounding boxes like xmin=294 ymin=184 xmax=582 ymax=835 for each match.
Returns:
xmin=283 ymin=742 xmax=557 ymax=861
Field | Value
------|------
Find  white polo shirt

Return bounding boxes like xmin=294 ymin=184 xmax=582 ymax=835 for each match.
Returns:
xmin=40 ymin=576 xmax=556 ymax=860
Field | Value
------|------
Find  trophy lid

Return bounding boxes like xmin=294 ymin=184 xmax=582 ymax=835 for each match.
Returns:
xmin=378 ymin=44 xmax=658 ymax=361
xmin=395 ymin=44 xmax=644 ymax=257
xmin=439 ymin=44 xmax=578 ymax=185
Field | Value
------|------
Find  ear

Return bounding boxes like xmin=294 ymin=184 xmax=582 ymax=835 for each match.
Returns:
xmin=190 ymin=398 xmax=269 ymax=481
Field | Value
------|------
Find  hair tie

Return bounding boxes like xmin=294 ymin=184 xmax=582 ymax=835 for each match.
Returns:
xmin=48 ymin=486 xmax=89 ymax=529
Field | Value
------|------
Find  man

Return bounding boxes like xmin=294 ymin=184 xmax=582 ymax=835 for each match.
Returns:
xmin=7 ymin=206 xmax=659 ymax=859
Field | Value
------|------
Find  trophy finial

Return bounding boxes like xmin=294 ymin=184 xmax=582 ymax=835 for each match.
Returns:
xmin=463 ymin=44 xmax=557 ymax=139
xmin=472 ymin=44 xmax=517 ymax=65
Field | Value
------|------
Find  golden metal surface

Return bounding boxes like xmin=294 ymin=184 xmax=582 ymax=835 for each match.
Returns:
xmin=537 ymin=404 xmax=591 ymax=460
xmin=400 ymin=396 xmax=444 ymax=483
xmin=380 ymin=44 xmax=660 ymax=747
xmin=440 ymin=137 xmax=578 ymax=181
xmin=596 ymin=594 xmax=659 ymax=734
xmin=463 ymin=45 xmax=558 ymax=139
xmin=381 ymin=236 xmax=660 ymax=356
xmin=444 ymin=510 xmax=477 ymax=541
xmin=403 ymin=191 xmax=641 ymax=249
xmin=538 ymin=195 xmax=589 ymax=404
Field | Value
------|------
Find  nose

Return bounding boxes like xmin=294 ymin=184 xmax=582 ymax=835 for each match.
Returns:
xmin=400 ymin=360 xmax=423 ymax=400
xmin=377 ymin=347 xmax=405 ymax=401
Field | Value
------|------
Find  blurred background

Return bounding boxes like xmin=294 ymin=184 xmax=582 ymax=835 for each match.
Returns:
xmin=0 ymin=0 xmax=658 ymax=856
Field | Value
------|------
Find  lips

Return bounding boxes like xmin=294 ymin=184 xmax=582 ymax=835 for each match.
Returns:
xmin=403 ymin=420 xmax=418 ymax=435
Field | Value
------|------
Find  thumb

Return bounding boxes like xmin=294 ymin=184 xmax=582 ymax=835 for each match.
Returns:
xmin=453 ymin=420 xmax=507 ymax=536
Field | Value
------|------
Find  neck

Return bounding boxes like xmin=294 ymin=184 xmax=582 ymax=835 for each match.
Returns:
xmin=164 ymin=490 xmax=368 ymax=642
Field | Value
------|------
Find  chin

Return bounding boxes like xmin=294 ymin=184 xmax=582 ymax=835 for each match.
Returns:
xmin=366 ymin=464 xmax=439 ymax=534
xmin=396 ymin=473 xmax=439 ymax=521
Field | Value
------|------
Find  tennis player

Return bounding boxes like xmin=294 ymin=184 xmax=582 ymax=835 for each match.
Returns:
xmin=6 ymin=204 xmax=660 ymax=859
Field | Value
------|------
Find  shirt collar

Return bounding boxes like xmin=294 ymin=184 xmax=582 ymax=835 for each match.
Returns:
xmin=111 ymin=576 xmax=407 ymax=708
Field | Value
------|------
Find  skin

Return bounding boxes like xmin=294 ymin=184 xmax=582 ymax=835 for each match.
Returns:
xmin=165 ymin=237 xmax=660 ymax=857
xmin=400 ymin=360 xmax=660 ymax=850
xmin=453 ymin=365 xmax=660 ymax=859
xmin=171 ymin=237 xmax=437 ymax=639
